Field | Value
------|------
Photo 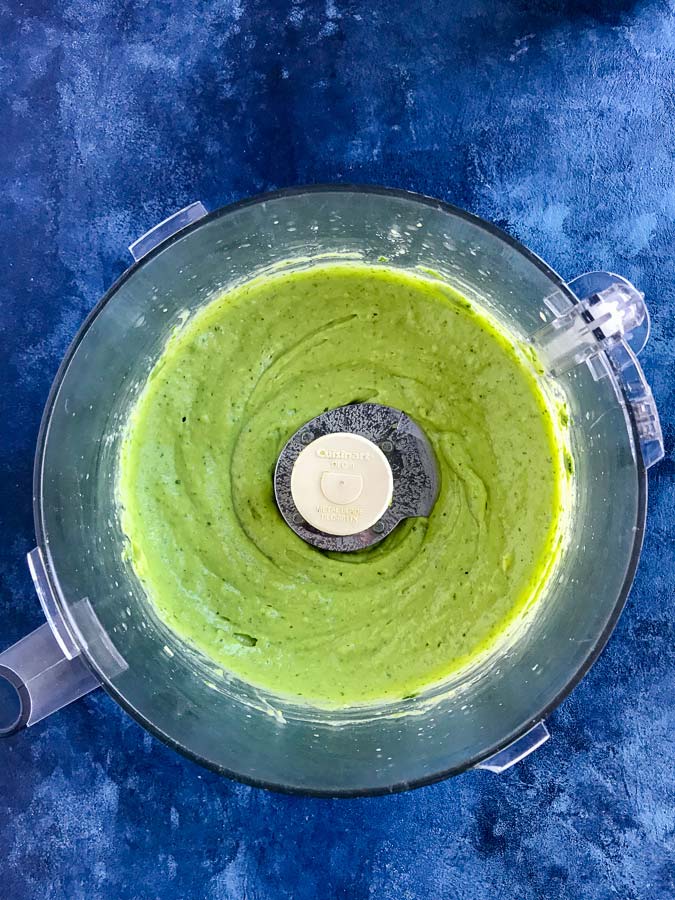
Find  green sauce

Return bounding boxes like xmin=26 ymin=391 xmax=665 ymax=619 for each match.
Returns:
xmin=119 ymin=264 xmax=567 ymax=707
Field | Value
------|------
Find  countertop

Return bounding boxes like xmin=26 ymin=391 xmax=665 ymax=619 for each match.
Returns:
xmin=1 ymin=1 xmax=674 ymax=897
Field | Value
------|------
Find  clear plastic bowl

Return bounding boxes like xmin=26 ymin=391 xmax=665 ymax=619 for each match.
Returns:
xmin=1 ymin=186 xmax=663 ymax=794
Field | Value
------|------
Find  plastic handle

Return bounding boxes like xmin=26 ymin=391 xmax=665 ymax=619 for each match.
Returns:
xmin=474 ymin=721 xmax=550 ymax=773
xmin=0 ymin=623 xmax=99 ymax=735
xmin=129 ymin=201 xmax=208 ymax=261
xmin=0 ymin=548 xmax=103 ymax=736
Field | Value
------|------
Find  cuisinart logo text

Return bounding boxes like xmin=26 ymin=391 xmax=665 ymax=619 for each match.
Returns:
xmin=316 ymin=448 xmax=371 ymax=461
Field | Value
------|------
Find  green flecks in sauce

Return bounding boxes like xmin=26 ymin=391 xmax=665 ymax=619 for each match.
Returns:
xmin=119 ymin=264 xmax=569 ymax=708
xmin=564 ymin=449 xmax=574 ymax=476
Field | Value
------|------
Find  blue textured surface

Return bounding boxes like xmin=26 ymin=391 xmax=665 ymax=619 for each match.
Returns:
xmin=1 ymin=1 xmax=674 ymax=897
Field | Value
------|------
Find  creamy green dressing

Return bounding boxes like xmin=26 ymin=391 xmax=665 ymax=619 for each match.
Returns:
xmin=119 ymin=264 xmax=567 ymax=707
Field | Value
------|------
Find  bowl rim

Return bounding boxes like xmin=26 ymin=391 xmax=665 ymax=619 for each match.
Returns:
xmin=32 ymin=183 xmax=648 ymax=797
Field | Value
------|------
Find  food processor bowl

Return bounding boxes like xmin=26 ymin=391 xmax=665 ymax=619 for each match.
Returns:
xmin=0 ymin=187 xmax=663 ymax=795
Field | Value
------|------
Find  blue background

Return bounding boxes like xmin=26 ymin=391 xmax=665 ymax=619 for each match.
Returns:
xmin=1 ymin=1 xmax=674 ymax=897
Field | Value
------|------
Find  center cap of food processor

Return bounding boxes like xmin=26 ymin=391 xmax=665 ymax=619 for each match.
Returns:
xmin=274 ymin=403 xmax=439 ymax=552
xmin=291 ymin=432 xmax=393 ymax=536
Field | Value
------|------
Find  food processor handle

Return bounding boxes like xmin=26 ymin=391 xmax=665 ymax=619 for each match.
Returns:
xmin=0 ymin=549 xmax=101 ymax=736
xmin=0 ymin=623 xmax=100 ymax=736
